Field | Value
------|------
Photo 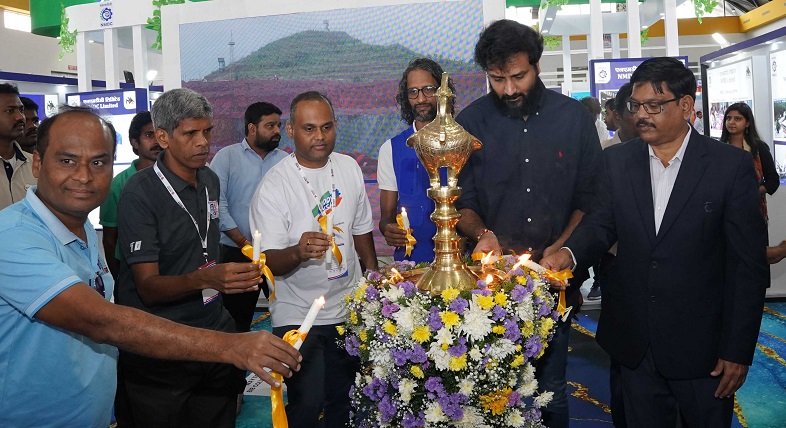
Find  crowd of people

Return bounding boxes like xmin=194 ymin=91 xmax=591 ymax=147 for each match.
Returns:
xmin=0 ymin=17 xmax=783 ymax=428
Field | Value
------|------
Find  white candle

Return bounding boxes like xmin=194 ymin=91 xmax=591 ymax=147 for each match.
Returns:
xmin=252 ymin=230 xmax=261 ymax=262
xmin=293 ymin=296 xmax=326 ymax=350
xmin=325 ymin=213 xmax=334 ymax=237
xmin=401 ymin=207 xmax=410 ymax=230
xmin=517 ymin=254 xmax=546 ymax=274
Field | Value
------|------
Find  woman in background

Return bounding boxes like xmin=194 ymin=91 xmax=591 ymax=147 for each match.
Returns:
xmin=720 ymin=102 xmax=779 ymax=221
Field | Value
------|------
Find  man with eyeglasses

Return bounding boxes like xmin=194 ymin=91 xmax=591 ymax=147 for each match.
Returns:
xmin=542 ymin=57 xmax=768 ymax=426
xmin=454 ymin=20 xmax=602 ymax=428
xmin=377 ymin=57 xmax=454 ymax=262
xmin=0 ymin=107 xmax=301 ymax=427
xmin=99 ymin=111 xmax=160 ymax=279
xmin=18 ymin=96 xmax=40 ymax=153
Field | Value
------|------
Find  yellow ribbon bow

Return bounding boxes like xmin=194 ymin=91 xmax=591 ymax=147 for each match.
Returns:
xmin=317 ymin=216 xmax=343 ymax=266
xmin=241 ymin=244 xmax=277 ymax=300
xmin=545 ymin=269 xmax=574 ymax=321
xmin=270 ymin=329 xmax=308 ymax=428
xmin=395 ymin=213 xmax=417 ymax=257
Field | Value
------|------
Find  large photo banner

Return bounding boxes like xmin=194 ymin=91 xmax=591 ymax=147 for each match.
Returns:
xmin=178 ymin=0 xmax=489 ymax=255
xmin=771 ymin=49 xmax=786 ymax=184
xmin=706 ymin=59 xmax=754 ymax=139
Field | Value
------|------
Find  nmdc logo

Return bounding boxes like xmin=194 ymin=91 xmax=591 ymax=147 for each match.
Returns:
xmin=100 ymin=7 xmax=113 ymax=26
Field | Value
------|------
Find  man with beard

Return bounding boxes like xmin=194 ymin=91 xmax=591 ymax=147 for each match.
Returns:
xmin=210 ymin=101 xmax=287 ymax=331
xmin=0 ymin=83 xmax=36 ymax=210
xmin=377 ymin=58 xmax=455 ymax=262
xmin=455 ymin=20 xmax=602 ymax=428
xmin=18 ymin=97 xmax=40 ymax=153
xmin=99 ymin=111 xmax=160 ymax=279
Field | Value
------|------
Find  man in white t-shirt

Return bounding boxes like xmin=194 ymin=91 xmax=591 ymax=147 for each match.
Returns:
xmin=249 ymin=91 xmax=377 ymax=428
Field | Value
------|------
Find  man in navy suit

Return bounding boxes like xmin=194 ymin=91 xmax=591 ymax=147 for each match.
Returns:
xmin=542 ymin=57 xmax=769 ymax=427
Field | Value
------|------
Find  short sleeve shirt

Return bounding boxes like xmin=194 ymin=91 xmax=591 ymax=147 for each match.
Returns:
xmin=116 ymin=154 xmax=229 ymax=329
xmin=0 ymin=187 xmax=117 ymax=427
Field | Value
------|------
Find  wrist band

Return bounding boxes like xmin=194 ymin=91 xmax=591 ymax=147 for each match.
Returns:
xmin=476 ymin=228 xmax=494 ymax=241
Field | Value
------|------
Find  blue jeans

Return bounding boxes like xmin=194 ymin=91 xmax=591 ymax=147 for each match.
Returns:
xmin=536 ymin=317 xmax=571 ymax=428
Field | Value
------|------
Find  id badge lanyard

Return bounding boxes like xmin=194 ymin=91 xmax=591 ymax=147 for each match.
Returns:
xmin=154 ymin=162 xmax=210 ymax=262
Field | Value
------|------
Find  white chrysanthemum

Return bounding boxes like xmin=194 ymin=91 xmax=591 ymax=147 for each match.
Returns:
xmin=392 ymin=306 xmax=415 ymax=335
xmin=518 ymin=378 xmax=538 ymax=397
xmin=534 ymin=391 xmax=554 ymax=408
xmin=469 ymin=346 xmax=483 ymax=361
xmin=522 ymin=364 xmax=536 ymax=384
xmin=361 ymin=300 xmax=381 ymax=321
xmin=515 ymin=295 xmax=534 ymax=322
xmin=382 ymin=285 xmax=404 ymax=301
xmin=424 ymin=401 xmax=447 ymax=423
xmin=459 ymin=379 xmax=475 ymax=396
xmin=398 ymin=378 xmax=417 ymax=403
xmin=456 ymin=406 xmax=487 ymax=428
xmin=369 ymin=346 xmax=392 ymax=377
xmin=459 ymin=300 xmax=493 ymax=342
xmin=435 ymin=327 xmax=454 ymax=347
xmin=488 ymin=339 xmax=517 ymax=359
xmin=506 ymin=408 xmax=524 ymax=427
xmin=427 ymin=341 xmax=451 ymax=371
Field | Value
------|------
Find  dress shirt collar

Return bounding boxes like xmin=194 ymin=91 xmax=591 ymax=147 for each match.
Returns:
xmin=647 ymin=124 xmax=691 ymax=165
xmin=25 ymin=186 xmax=86 ymax=245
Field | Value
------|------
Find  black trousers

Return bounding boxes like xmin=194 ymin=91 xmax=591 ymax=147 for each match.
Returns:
xmin=220 ymin=244 xmax=268 ymax=332
xmin=272 ymin=323 xmax=358 ymax=428
xmin=619 ymin=348 xmax=733 ymax=427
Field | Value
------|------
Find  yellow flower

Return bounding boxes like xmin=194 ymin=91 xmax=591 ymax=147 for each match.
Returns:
xmin=521 ymin=321 xmax=534 ymax=336
xmin=441 ymin=287 xmax=460 ymax=302
xmin=411 ymin=326 xmax=430 ymax=343
xmin=475 ymin=294 xmax=494 ymax=310
xmin=359 ymin=329 xmax=368 ymax=343
xmin=516 ymin=275 xmax=527 ymax=285
xmin=510 ymin=354 xmax=525 ymax=368
xmin=410 ymin=365 xmax=424 ymax=379
xmin=383 ymin=320 xmax=397 ymax=336
xmin=335 ymin=325 xmax=345 ymax=335
xmin=440 ymin=311 xmax=460 ymax=328
xmin=540 ymin=318 xmax=555 ymax=337
xmin=480 ymin=388 xmax=512 ymax=415
xmin=494 ymin=292 xmax=507 ymax=306
xmin=449 ymin=354 xmax=467 ymax=371
xmin=354 ymin=283 xmax=368 ymax=300
xmin=492 ymin=325 xmax=506 ymax=335
xmin=349 ymin=311 xmax=359 ymax=325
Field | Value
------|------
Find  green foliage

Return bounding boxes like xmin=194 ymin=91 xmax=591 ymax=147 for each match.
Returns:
xmin=542 ymin=0 xmax=569 ymax=7
xmin=693 ymin=0 xmax=718 ymax=24
xmin=146 ymin=0 xmax=186 ymax=51
xmin=543 ymin=35 xmax=562 ymax=49
xmin=58 ymin=3 xmax=77 ymax=60
xmin=640 ymin=27 xmax=649 ymax=46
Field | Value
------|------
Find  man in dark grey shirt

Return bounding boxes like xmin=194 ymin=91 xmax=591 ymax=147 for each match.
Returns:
xmin=116 ymin=88 xmax=263 ymax=427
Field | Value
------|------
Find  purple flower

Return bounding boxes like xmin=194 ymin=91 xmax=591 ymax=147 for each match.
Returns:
xmin=472 ymin=287 xmax=492 ymax=296
xmin=438 ymin=393 xmax=466 ymax=420
xmin=492 ymin=305 xmax=507 ymax=321
xmin=476 ymin=279 xmax=488 ymax=289
xmin=378 ymin=395 xmax=397 ymax=423
xmin=509 ymin=267 xmax=525 ymax=277
xmin=391 ymin=348 xmax=408 ymax=366
xmin=510 ymin=284 xmax=527 ymax=302
xmin=538 ymin=301 xmax=552 ymax=317
xmin=507 ymin=390 xmax=522 ymax=407
xmin=448 ymin=337 xmax=467 ymax=357
xmin=367 ymin=271 xmax=382 ymax=281
xmin=406 ymin=345 xmax=428 ymax=364
xmin=365 ymin=285 xmax=379 ymax=300
xmin=427 ymin=307 xmax=443 ymax=331
xmin=449 ymin=297 xmax=469 ymax=314
xmin=503 ymin=318 xmax=521 ymax=341
xmin=362 ymin=377 xmax=388 ymax=401
xmin=399 ymin=281 xmax=417 ymax=297
xmin=345 ymin=335 xmax=360 ymax=356
xmin=402 ymin=412 xmax=425 ymax=428
xmin=381 ymin=300 xmax=400 ymax=318
xmin=524 ymin=335 xmax=543 ymax=358
xmin=425 ymin=377 xmax=444 ymax=397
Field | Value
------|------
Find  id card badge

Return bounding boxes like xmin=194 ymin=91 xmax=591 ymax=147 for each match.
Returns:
xmin=199 ymin=259 xmax=220 ymax=305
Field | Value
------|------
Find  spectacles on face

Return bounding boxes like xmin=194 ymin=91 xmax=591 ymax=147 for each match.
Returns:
xmin=407 ymin=85 xmax=438 ymax=100
xmin=626 ymin=98 xmax=679 ymax=115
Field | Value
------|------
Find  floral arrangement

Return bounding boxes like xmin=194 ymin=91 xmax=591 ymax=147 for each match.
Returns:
xmin=341 ymin=258 xmax=559 ymax=427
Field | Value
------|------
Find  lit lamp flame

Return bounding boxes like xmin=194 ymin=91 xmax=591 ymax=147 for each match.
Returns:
xmin=485 ymin=273 xmax=494 ymax=285
xmin=389 ymin=268 xmax=405 ymax=283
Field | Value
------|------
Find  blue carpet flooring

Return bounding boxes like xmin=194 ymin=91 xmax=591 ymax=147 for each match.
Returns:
xmin=237 ymin=302 xmax=786 ymax=427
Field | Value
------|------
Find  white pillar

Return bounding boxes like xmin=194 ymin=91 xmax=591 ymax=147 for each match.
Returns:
xmin=562 ymin=35 xmax=573 ymax=95
xmin=588 ymin=0 xmax=604 ymax=60
xmin=626 ymin=0 xmax=642 ymax=58
xmin=132 ymin=25 xmax=149 ymax=88
xmin=103 ymin=28 xmax=120 ymax=89
xmin=664 ymin=0 xmax=679 ymax=56
xmin=611 ymin=34 xmax=621 ymax=58
xmin=76 ymin=31 xmax=92 ymax=92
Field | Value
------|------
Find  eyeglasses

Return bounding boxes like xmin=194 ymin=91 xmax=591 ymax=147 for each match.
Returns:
xmin=406 ymin=85 xmax=438 ymax=99
xmin=626 ymin=98 xmax=679 ymax=114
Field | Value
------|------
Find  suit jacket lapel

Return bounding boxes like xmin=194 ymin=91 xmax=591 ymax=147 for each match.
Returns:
xmin=655 ymin=130 xmax=709 ymax=243
xmin=627 ymin=140 xmax=656 ymax=246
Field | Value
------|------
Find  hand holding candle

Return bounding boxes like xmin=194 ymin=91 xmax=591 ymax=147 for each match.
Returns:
xmin=252 ymin=230 xmax=262 ymax=263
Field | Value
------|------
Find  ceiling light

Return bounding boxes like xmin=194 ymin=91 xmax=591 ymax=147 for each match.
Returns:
xmin=546 ymin=17 xmax=553 ymax=21
xmin=712 ymin=32 xmax=729 ymax=48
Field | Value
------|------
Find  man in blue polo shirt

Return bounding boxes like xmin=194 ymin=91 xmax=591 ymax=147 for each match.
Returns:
xmin=210 ymin=101 xmax=287 ymax=332
xmin=0 ymin=107 xmax=301 ymax=427
xmin=377 ymin=58 xmax=454 ymax=262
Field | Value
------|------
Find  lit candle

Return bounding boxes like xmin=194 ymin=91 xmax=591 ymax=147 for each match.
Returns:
xmin=293 ymin=296 xmax=326 ymax=350
xmin=517 ymin=254 xmax=546 ymax=274
xmin=401 ymin=207 xmax=410 ymax=230
xmin=252 ymin=230 xmax=261 ymax=262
